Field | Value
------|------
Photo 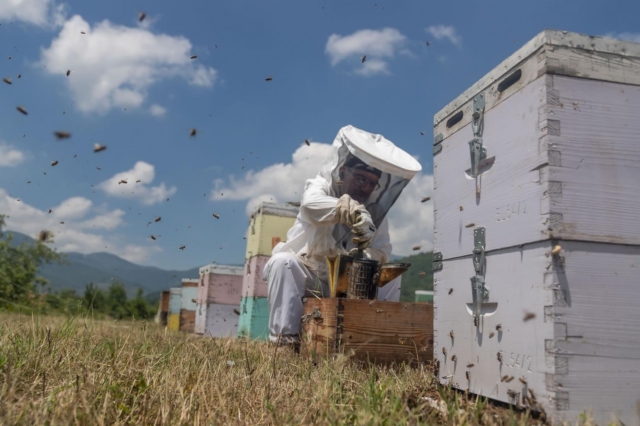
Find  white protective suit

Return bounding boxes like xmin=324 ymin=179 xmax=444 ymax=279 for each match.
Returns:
xmin=264 ymin=125 xmax=422 ymax=343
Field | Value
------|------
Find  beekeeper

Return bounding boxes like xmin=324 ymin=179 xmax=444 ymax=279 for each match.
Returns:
xmin=264 ymin=125 xmax=422 ymax=345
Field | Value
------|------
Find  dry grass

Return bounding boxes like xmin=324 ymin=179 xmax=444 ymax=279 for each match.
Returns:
xmin=0 ymin=313 xmax=568 ymax=425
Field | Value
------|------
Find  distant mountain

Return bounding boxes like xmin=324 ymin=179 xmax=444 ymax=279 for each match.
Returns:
xmin=5 ymin=231 xmax=203 ymax=301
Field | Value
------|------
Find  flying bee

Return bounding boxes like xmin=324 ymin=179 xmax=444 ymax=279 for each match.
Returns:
xmin=466 ymin=363 xmax=474 ymax=368
xmin=501 ymin=375 xmax=509 ymax=382
xmin=305 ymin=139 xmax=311 ymax=146
xmin=507 ymin=389 xmax=519 ymax=399
xmin=3 ymin=77 xmax=12 ymax=85
xmin=265 ymin=76 xmax=273 ymax=81
xmin=119 ymin=179 xmax=127 ymax=184
xmin=93 ymin=143 xmax=106 ymax=153
xmin=506 ymin=376 xmax=515 ymax=383
xmin=523 ymin=311 xmax=536 ymax=322
xmin=54 ymin=131 xmax=71 ymax=139
xmin=551 ymin=245 xmax=562 ymax=256
xmin=519 ymin=377 xmax=528 ymax=385
xmin=66 ymin=70 xmax=70 ymax=76
xmin=190 ymin=128 xmax=197 ymax=137
xmin=138 ymin=12 xmax=146 ymax=22
xmin=496 ymin=324 xmax=502 ymax=332
xmin=474 ymin=316 xmax=479 ymax=326
xmin=442 ymin=348 xmax=447 ymax=356
xmin=448 ymin=288 xmax=454 ymax=295
xmin=179 ymin=245 xmax=186 ymax=250
xmin=421 ymin=197 xmax=430 ymax=203
xmin=16 ymin=106 xmax=28 ymax=115
xmin=190 ymin=55 xmax=197 ymax=59
xmin=451 ymin=355 xmax=457 ymax=362
xmin=465 ymin=371 xmax=471 ymax=380
xmin=150 ymin=235 xmax=156 ymax=240
xmin=497 ymin=352 xmax=503 ymax=363
xmin=51 ymin=160 xmax=58 ymax=166
xmin=449 ymin=330 xmax=454 ymax=339
xmin=212 ymin=213 xmax=220 ymax=219
xmin=465 ymin=223 xmax=475 ymax=228
xmin=419 ymin=271 xmax=426 ymax=277
xmin=489 ymin=332 xmax=495 ymax=338
xmin=155 ymin=217 xmax=161 ymax=222
xmin=38 ymin=230 xmax=52 ymax=242
xmin=412 ymin=245 xmax=421 ymax=251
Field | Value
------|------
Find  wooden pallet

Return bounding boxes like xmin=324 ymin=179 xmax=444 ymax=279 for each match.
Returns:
xmin=301 ymin=298 xmax=433 ymax=365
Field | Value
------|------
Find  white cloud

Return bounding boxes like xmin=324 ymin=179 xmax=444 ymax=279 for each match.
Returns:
xmin=0 ymin=188 xmax=158 ymax=263
xmin=325 ymin=28 xmax=407 ymax=76
xmin=0 ymin=0 xmax=65 ymax=28
xmin=385 ymin=173 xmax=433 ymax=256
xmin=212 ymin=142 xmax=333 ymax=215
xmin=213 ymin=142 xmax=433 ymax=253
xmin=604 ymin=32 xmax=640 ymax=43
xmin=149 ymin=104 xmax=167 ymax=117
xmin=426 ymin=25 xmax=461 ymax=47
xmin=39 ymin=15 xmax=218 ymax=114
xmin=97 ymin=161 xmax=177 ymax=205
xmin=0 ymin=141 xmax=26 ymax=167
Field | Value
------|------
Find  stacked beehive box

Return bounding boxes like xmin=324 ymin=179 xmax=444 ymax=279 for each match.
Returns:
xmin=179 ymin=279 xmax=199 ymax=333
xmin=156 ymin=290 xmax=170 ymax=326
xmin=432 ymin=30 xmax=640 ymax=424
xmin=237 ymin=202 xmax=299 ymax=340
xmin=167 ymin=287 xmax=182 ymax=331
xmin=194 ymin=264 xmax=244 ymax=338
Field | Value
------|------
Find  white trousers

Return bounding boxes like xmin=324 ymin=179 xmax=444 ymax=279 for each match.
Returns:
xmin=264 ymin=252 xmax=402 ymax=343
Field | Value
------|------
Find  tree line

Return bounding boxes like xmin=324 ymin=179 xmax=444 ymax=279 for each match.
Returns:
xmin=0 ymin=214 xmax=156 ymax=319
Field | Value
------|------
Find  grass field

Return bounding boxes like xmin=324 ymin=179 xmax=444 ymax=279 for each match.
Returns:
xmin=0 ymin=313 xmax=591 ymax=425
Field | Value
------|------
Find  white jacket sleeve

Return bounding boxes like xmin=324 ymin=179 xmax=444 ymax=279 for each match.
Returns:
xmin=299 ymin=177 xmax=340 ymax=226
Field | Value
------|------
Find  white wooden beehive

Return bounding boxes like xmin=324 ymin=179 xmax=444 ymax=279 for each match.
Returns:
xmin=432 ymin=29 xmax=640 ymax=425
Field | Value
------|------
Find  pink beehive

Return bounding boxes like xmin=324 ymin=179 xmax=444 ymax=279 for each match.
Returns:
xmin=195 ymin=264 xmax=244 ymax=336
xmin=241 ymin=255 xmax=270 ymax=298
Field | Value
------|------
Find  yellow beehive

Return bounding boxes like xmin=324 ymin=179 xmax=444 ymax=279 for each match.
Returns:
xmin=244 ymin=202 xmax=298 ymax=259
xmin=167 ymin=314 xmax=180 ymax=331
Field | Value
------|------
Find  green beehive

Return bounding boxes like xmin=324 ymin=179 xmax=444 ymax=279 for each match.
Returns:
xmin=237 ymin=297 xmax=269 ymax=340
xmin=245 ymin=202 xmax=298 ymax=260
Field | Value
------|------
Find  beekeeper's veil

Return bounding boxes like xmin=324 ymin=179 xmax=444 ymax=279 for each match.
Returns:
xmin=323 ymin=125 xmax=421 ymax=243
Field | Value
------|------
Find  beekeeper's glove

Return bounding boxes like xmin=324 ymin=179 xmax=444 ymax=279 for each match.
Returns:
xmin=335 ymin=194 xmax=366 ymax=227
xmin=351 ymin=210 xmax=376 ymax=250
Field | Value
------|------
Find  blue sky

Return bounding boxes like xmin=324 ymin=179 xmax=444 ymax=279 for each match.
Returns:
xmin=1 ymin=0 xmax=639 ymax=270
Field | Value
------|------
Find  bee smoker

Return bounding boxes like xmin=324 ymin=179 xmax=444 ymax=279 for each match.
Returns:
xmin=327 ymin=252 xmax=411 ymax=300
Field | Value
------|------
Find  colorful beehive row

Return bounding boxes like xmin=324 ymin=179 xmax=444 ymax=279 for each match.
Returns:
xmin=179 ymin=279 xmax=198 ymax=333
xmin=194 ymin=264 xmax=244 ymax=338
xmin=238 ymin=202 xmax=299 ymax=340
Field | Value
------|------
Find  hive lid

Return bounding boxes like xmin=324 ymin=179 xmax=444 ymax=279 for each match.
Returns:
xmin=251 ymin=201 xmax=299 ymax=219
xmin=199 ymin=263 xmax=244 ymax=276
xmin=434 ymin=29 xmax=640 ymax=127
